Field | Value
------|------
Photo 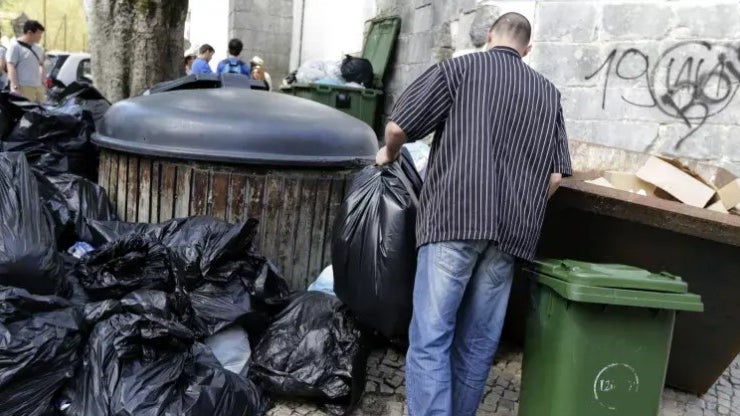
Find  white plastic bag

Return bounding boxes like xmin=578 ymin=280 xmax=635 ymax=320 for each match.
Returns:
xmin=204 ymin=326 xmax=251 ymax=377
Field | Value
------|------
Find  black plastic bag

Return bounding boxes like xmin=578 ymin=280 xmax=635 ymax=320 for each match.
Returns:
xmin=332 ymin=160 xmax=420 ymax=339
xmin=0 ymin=92 xmax=38 ymax=138
xmin=0 ymin=286 xmax=83 ymax=416
xmin=59 ymin=290 xmax=268 ymax=416
xmin=251 ymin=292 xmax=367 ymax=414
xmin=76 ymin=237 xmax=181 ymax=301
xmin=340 ymin=55 xmax=374 ymax=88
xmin=36 ymin=172 xmax=117 ymax=248
xmin=86 ymin=217 xmax=290 ymax=298
xmin=0 ymin=152 xmax=63 ymax=295
xmin=53 ymin=83 xmax=110 ymax=129
xmin=83 ymin=217 xmax=290 ymax=336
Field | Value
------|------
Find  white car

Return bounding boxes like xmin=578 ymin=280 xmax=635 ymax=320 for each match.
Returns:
xmin=44 ymin=52 xmax=92 ymax=88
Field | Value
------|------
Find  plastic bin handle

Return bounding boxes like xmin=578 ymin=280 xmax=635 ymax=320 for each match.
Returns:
xmin=361 ymin=89 xmax=381 ymax=97
xmin=314 ymin=84 xmax=333 ymax=93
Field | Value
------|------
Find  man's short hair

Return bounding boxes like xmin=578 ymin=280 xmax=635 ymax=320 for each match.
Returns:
xmin=228 ymin=39 xmax=243 ymax=56
xmin=23 ymin=20 xmax=45 ymax=34
xmin=490 ymin=12 xmax=531 ymax=47
xmin=199 ymin=44 xmax=215 ymax=54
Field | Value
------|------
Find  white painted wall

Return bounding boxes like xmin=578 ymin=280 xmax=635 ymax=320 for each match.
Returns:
xmin=291 ymin=0 xmax=376 ymax=69
xmin=186 ymin=0 xmax=230 ymax=69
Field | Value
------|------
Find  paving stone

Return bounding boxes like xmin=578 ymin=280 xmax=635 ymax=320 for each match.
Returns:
xmin=266 ymin=348 xmax=740 ymax=416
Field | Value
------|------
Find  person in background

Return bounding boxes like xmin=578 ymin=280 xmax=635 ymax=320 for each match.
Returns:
xmin=7 ymin=20 xmax=46 ymax=102
xmin=0 ymin=30 xmax=7 ymax=90
xmin=250 ymin=56 xmax=272 ymax=90
xmin=376 ymin=12 xmax=572 ymax=416
xmin=251 ymin=64 xmax=271 ymax=90
xmin=184 ymin=54 xmax=195 ymax=75
xmin=190 ymin=44 xmax=215 ymax=74
xmin=217 ymin=39 xmax=250 ymax=76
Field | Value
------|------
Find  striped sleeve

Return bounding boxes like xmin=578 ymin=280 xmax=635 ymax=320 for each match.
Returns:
xmin=390 ymin=64 xmax=453 ymax=142
xmin=552 ymin=105 xmax=573 ymax=177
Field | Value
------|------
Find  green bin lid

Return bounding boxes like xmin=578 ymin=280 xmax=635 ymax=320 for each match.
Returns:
xmin=362 ymin=16 xmax=401 ymax=88
xmin=531 ymin=259 xmax=703 ymax=312
xmin=535 ymin=259 xmax=688 ymax=293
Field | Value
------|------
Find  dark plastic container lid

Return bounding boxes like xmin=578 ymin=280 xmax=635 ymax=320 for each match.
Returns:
xmin=93 ymin=88 xmax=379 ymax=168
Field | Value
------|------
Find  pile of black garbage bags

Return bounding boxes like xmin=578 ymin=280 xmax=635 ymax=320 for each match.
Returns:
xmin=0 ymin=88 xmax=376 ymax=416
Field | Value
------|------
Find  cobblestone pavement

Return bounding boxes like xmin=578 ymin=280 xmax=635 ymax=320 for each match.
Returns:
xmin=266 ymin=346 xmax=740 ymax=416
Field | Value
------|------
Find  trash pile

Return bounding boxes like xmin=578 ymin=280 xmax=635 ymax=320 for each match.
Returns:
xmin=286 ymin=55 xmax=375 ymax=89
xmin=1 ymin=86 xmax=427 ymax=415
xmin=584 ymin=155 xmax=740 ymax=215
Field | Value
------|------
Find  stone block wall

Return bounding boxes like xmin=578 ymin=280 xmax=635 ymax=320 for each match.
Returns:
xmin=377 ymin=0 xmax=740 ymax=175
xmin=229 ymin=0 xmax=294 ymax=83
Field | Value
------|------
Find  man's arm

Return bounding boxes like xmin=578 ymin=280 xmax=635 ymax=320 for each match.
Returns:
xmin=548 ymin=103 xmax=573 ymax=198
xmin=376 ymin=64 xmax=453 ymax=165
xmin=7 ymin=62 xmax=20 ymax=94
xmin=548 ymin=173 xmax=562 ymax=199
xmin=376 ymin=122 xmax=407 ymax=165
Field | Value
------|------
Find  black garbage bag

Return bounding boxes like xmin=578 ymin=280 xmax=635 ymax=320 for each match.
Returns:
xmin=251 ymin=292 xmax=367 ymax=415
xmin=85 ymin=217 xmax=291 ymax=299
xmin=76 ymin=237 xmax=180 ymax=301
xmin=54 ymin=82 xmax=110 ymax=129
xmin=1 ymin=100 xmax=98 ymax=179
xmin=35 ymin=172 xmax=117 ymax=248
xmin=0 ymin=152 xmax=63 ymax=295
xmin=83 ymin=217 xmax=290 ymax=336
xmin=332 ymin=160 xmax=420 ymax=339
xmin=59 ymin=290 xmax=268 ymax=416
xmin=0 ymin=286 xmax=84 ymax=416
xmin=340 ymin=55 xmax=374 ymax=88
xmin=0 ymin=92 xmax=38 ymax=138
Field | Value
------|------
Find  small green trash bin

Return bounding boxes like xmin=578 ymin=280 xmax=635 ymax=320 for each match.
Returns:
xmin=518 ymin=260 xmax=703 ymax=416
xmin=282 ymin=16 xmax=401 ymax=130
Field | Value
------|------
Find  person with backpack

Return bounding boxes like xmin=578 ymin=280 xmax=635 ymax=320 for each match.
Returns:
xmin=6 ymin=20 xmax=46 ymax=102
xmin=217 ymin=39 xmax=251 ymax=76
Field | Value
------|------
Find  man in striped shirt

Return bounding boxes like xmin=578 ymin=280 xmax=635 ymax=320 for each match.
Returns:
xmin=376 ymin=12 xmax=572 ymax=416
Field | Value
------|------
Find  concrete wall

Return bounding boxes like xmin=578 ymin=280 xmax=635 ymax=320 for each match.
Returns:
xmin=229 ymin=0 xmax=294 ymax=83
xmin=376 ymin=0 xmax=740 ymax=175
xmin=292 ymin=0 xmax=376 ymax=68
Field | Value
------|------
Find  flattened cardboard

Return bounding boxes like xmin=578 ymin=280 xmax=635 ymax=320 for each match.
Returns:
xmin=603 ymin=171 xmax=656 ymax=195
xmin=707 ymin=201 xmax=729 ymax=214
xmin=718 ymin=179 xmax=740 ymax=210
xmin=636 ymin=157 xmax=716 ymax=208
xmin=585 ymin=177 xmax=615 ymax=188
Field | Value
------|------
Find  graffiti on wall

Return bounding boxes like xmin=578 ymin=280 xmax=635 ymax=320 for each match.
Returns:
xmin=585 ymin=41 xmax=740 ymax=148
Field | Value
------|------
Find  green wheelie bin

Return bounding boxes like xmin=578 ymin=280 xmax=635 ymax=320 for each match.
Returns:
xmin=518 ymin=260 xmax=703 ymax=416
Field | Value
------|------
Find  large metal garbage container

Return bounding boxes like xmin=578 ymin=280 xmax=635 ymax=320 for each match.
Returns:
xmin=518 ymin=260 xmax=702 ymax=416
xmin=93 ymin=87 xmax=378 ymax=290
xmin=504 ymin=141 xmax=740 ymax=395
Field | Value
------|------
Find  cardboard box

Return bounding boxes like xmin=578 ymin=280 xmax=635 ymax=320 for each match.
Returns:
xmin=718 ymin=179 xmax=740 ymax=210
xmin=585 ymin=177 xmax=615 ymax=188
xmin=707 ymin=201 xmax=729 ymax=214
xmin=636 ymin=157 xmax=716 ymax=208
xmin=603 ymin=171 xmax=656 ymax=195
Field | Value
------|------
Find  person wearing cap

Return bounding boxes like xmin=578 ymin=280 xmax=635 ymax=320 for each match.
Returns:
xmin=250 ymin=56 xmax=272 ymax=90
xmin=183 ymin=47 xmax=198 ymax=75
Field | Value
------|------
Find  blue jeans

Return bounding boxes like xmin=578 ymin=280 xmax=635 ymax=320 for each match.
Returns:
xmin=406 ymin=240 xmax=515 ymax=416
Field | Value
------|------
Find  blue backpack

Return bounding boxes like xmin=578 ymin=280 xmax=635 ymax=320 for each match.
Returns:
xmin=220 ymin=58 xmax=247 ymax=75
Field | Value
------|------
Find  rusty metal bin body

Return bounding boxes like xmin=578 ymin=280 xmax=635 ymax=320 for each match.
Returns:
xmin=94 ymin=88 xmax=378 ymax=290
xmin=505 ymin=141 xmax=740 ymax=395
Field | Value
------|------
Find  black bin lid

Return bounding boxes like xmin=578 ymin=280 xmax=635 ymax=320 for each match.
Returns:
xmin=94 ymin=88 xmax=379 ymax=168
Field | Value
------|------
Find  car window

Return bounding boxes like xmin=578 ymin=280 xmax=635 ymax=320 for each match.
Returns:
xmin=77 ymin=59 xmax=92 ymax=81
xmin=49 ymin=55 xmax=69 ymax=79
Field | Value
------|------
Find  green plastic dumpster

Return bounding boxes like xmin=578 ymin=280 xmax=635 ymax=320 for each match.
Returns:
xmin=518 ymin=260 xmax=703 ymax=416
xmin=281 ymin=16 xmax=401 ymax=131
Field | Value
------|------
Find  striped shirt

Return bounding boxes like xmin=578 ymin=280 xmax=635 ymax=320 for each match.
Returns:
xmin=390 ymin=46 xmax=572 ymax=260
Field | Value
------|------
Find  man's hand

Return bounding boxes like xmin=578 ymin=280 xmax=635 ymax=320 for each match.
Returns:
xmin=376 ymin=146 xmax=400 ymax=166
